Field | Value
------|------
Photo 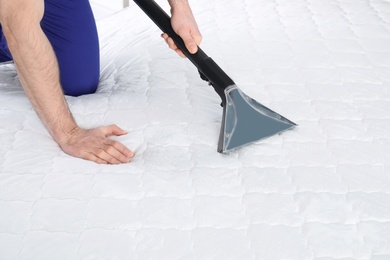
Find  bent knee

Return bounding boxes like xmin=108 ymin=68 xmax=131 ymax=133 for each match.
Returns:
xmin=61 ymin=72 xmax=100 ymax=97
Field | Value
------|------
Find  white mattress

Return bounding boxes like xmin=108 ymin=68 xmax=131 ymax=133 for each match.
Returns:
xmin=1 ymin=0 xmax=390 ymax=259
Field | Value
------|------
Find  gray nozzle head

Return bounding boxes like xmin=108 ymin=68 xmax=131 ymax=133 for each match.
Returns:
xmin=218 ymin=85 xmax=297 ymax=153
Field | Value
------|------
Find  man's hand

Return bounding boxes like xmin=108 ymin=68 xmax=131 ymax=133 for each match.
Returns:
xmin=162 ymin=1 xmax=202 ymax=57
xmin=59 ymin=125 xmax=135 ymax=164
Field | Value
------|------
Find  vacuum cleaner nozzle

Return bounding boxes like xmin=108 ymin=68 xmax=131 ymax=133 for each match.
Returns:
xmin=218 ymin=85 xmax=297 ymax=153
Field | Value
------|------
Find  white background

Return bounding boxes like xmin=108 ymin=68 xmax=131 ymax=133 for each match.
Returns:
xmin=90 ymin=0 xmax=129 ymax=20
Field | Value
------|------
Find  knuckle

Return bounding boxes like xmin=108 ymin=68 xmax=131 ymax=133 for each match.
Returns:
xmin=107 ymin=142 xmax=120 ymax=152
xmin=96 ymin=159 xmax=107 ymax=164
xmin=83 ymin=153 xmax=94 ymax=161
xmin=109 ymin=158 xmax=119 ymax=164
xmin=104 ymin=144 xmax=114 ymax=153
xmin=117 ymin=154 xmax=128 ymax=163
xmin=96 ymin=149 xmax=105 ymax=158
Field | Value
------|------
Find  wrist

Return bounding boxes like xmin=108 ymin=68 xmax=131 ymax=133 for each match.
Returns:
xmin=48 ymin=118 xmax=79 ymax=146
xmin=169 ymin=0 xmax=190 ymax=13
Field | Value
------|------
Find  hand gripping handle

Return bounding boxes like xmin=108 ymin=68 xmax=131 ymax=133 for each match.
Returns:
xmin=133 ymin=0 xmax=235 ymax=104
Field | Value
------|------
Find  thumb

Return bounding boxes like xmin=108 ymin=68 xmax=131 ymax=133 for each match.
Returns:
xmin=180 ymin=31 xmax=198 ymax=54
xmin=101 ymin=124 xmax=127 ymax=137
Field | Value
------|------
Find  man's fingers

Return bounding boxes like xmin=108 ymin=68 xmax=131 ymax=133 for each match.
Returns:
xmin=83 ymin=153 xmax=108 ymax=164
xmin=161 ymin=33 xmax=168 ymax=41
xmin=179 ymin=31 xmax=198 ymax=54
xmin=110 ymin=140 xmax=135 ymax=159
xmin=81 ymin=142 xmax=134 ymax=165
xmin=61 ymin=126 xmax=134 ymax=164
xmin=87 ymin=131 xmax=134 ymax=164
xmin=175 ymin=49 xmax=186 ymax=58
xmin=161 ymin=32 xmax=197 ymax=56
xmin=105 ymin=140 xmax=134 ymax=163
xmin=96 ymin=126 xmax=135 ymax=164
xmin=94 ymin=139 xmax=134 ymax=164
xmin=161 ymin=33 xmax=174 ymax=48
xmin=94 ymin=148 xmax=122 ymax=165
xmin=166 ymin=37 xmax=178 ymax=51
xmin=192 ymin=30 xmax=202 ymax=46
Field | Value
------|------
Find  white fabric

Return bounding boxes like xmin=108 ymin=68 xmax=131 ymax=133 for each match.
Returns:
xmin=1 ymin=0 xmax=390 ymax=259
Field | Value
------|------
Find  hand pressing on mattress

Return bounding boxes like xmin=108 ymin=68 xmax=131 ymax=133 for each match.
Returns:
xmin=59 ymin=125 xmax=135 ymax=164
xmin=162 ymin=0 xmax=202 ymax=57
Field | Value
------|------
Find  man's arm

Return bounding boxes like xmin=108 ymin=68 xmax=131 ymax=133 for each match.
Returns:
xmin=0 ymin=0 xmax=134 ymax=164
xmin=162 ymin=0 xmax=202 ymax=57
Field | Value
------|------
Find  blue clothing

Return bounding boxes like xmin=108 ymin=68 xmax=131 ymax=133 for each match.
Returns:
xmin=0 ymin=24 xmax=12 ymax=61
xmin=0 ymin=0 xmax=100 ymax=96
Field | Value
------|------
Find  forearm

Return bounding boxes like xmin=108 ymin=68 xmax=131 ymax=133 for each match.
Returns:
xmin=11 ymin=33 xmax=77 ymax=143
xmin=1 ymin=2 xmax=77 ymax=145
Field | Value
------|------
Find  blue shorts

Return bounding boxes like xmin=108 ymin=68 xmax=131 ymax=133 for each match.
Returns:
xmin=0 ymin=0 xmax=100 ymax=96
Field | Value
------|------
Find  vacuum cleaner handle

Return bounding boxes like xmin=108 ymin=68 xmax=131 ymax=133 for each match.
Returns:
xmin=133 ymin=0 xmax=235 ymax=103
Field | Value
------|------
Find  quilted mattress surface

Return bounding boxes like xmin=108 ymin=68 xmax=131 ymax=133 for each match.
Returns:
xmin=1 ymin=0 xmax=390 ymax=259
